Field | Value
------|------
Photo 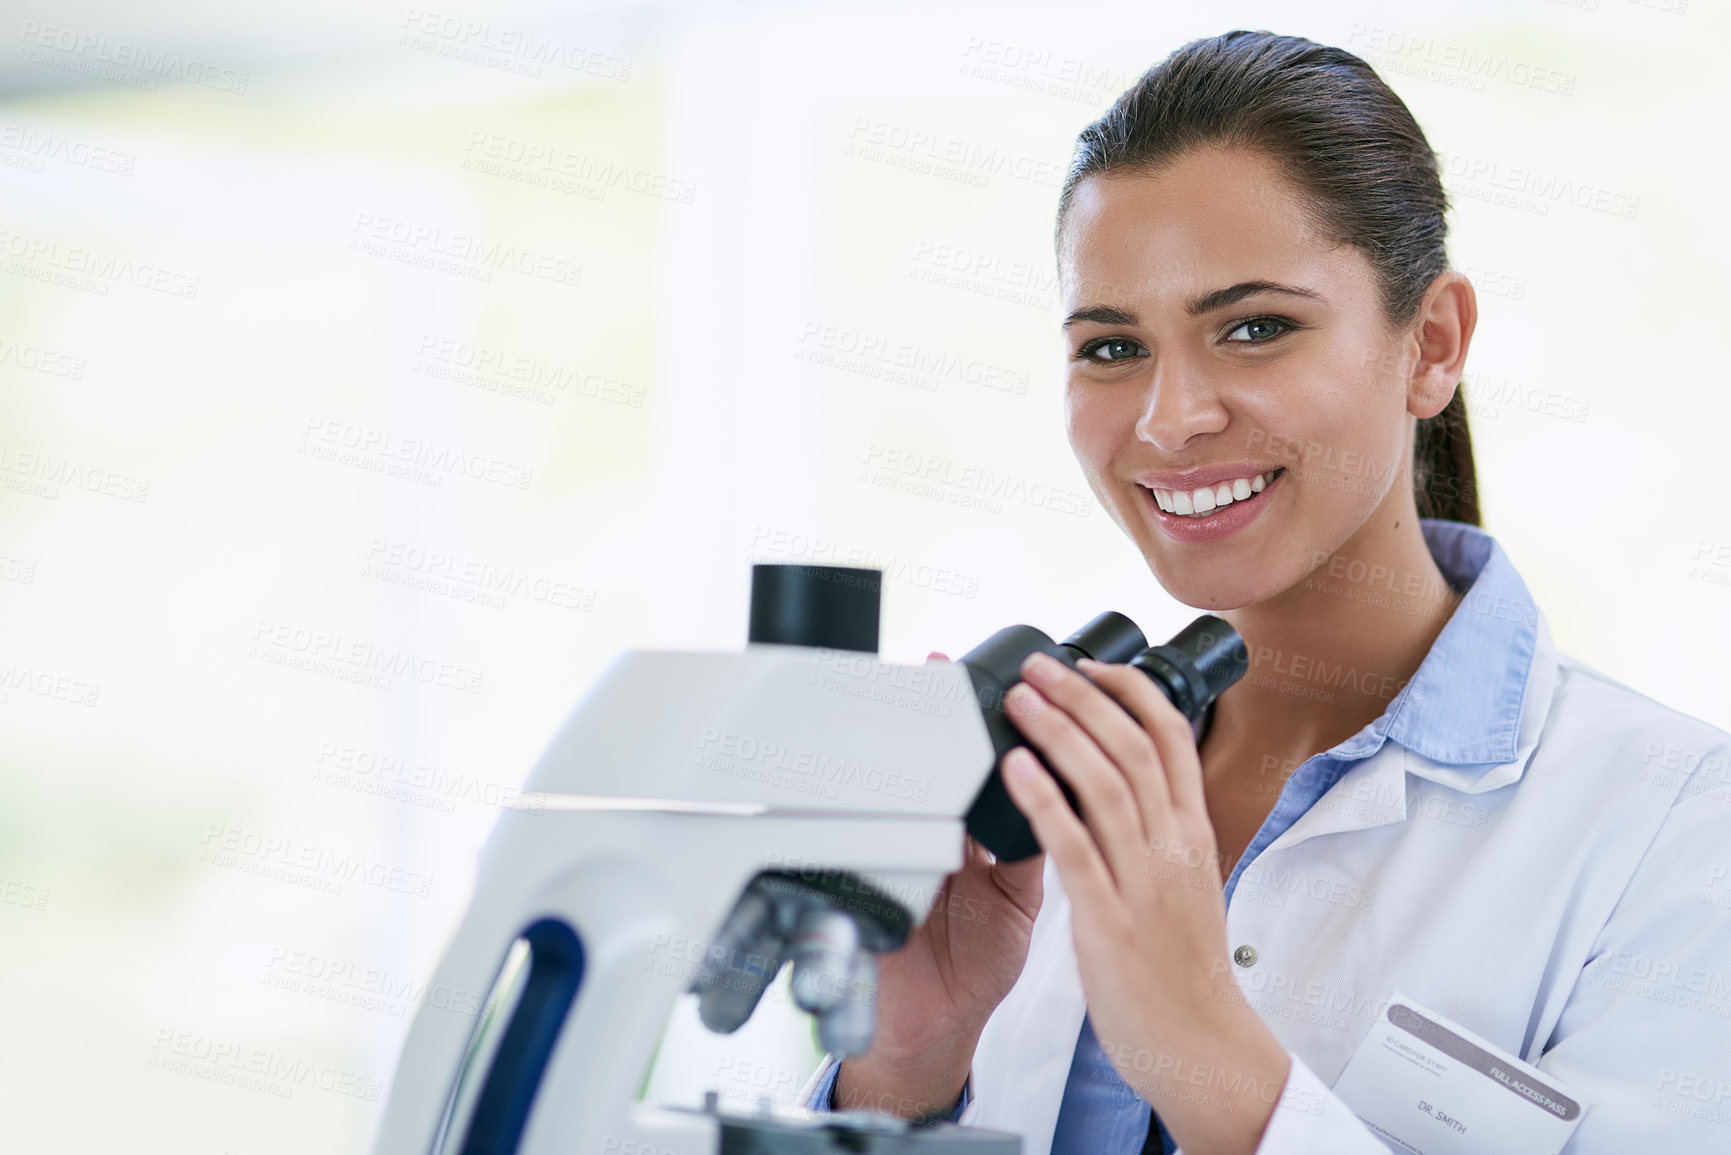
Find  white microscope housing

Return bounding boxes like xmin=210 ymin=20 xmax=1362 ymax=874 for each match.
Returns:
xmin=370 ymin=564 xmax=1024 ymax=1155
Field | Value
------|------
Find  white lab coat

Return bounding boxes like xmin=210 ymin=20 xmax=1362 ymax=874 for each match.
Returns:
xmin=811 ymin=607 xmax=1731 ymax=1152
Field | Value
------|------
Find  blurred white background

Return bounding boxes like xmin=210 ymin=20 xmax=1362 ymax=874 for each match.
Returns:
xmin=0 ymin=0 xmax=1726 ymax=1151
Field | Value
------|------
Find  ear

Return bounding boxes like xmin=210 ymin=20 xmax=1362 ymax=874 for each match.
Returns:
xmin=1405 ymin=271 xmax=1477 ymax=420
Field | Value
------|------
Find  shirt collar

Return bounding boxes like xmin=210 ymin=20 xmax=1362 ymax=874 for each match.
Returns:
xmin=1329 ymin=520 xmax=1539 ymax=768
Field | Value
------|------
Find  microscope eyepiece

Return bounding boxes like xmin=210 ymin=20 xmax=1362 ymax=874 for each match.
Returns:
xmin=1060 ymin=611 xmax=1148 ymax=665
xmin=1128 ymin=614 xmax=1248 ymax=720
xmin=963 ymin=613 xmax=1248 ymax=861
xmin=747 ymin=563 xmax=881 ymax=653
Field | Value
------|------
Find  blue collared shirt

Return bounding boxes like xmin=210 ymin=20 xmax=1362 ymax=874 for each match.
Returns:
xmin=814 ymin=520 xmax=1533 ymax=1153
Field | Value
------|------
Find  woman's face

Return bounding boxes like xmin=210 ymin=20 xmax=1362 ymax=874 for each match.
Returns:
xmin=1060 ymin=146 xmax=1426 ymax=611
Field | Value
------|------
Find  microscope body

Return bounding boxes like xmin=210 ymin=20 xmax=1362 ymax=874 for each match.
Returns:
xmin=371 ymin=641 xmax=1004 ymax=1155
xmin=370 ymin=563 xmax=1245 ymax=1155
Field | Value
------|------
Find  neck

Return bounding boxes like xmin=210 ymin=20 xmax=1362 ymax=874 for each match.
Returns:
xmin=1204 ymin=509 xmax=1461 ymax=792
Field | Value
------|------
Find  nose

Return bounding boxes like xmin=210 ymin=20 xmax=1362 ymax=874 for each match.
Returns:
xmin=1135 ymin=357 xmax=1229 ymax=453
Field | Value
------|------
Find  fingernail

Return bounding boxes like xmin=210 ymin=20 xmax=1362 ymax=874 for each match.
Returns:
xmin=1004 ymin=748 xmax=1036 ymax=782
xmin=1022 ymin=652 xmax=1062 ymax=686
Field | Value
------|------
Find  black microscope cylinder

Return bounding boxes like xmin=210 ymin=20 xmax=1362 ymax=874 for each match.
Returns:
xmin=963 ymin=614 xmax=1248 ymax=861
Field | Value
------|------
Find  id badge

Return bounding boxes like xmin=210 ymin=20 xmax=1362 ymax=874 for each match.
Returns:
xmin=1330 ymin=992 xmax=1589 ymax=1155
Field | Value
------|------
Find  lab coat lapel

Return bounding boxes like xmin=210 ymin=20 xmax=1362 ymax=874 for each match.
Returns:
xmin=1262 ymin=746 xmax=1410 ymax=851
xmin=1260 ymin=612 xmax=1560 ymax=854
xmin=964 ymin=853 xmax=1086 ymax=1155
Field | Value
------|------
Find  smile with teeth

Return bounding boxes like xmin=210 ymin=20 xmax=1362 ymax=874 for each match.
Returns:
xmin=1147 ymin=469 xmax=1283 ymax=517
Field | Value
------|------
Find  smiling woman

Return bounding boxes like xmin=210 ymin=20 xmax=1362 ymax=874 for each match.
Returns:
xmin=805 ymin=28 xmax=1731 ymax=1155
xmin=1057 ymin=138 xmax=1474 ymax=610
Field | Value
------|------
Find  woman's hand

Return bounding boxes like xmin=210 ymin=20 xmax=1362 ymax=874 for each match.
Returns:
xmin=834 ymin=653 xmax=1047 ymax=1119
xmin=999 ymin=651 xmax=1292 ymax=1155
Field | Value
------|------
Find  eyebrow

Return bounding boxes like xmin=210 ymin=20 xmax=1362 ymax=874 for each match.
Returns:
xmin=1062 ymin=281 xmax=1325 ymax=327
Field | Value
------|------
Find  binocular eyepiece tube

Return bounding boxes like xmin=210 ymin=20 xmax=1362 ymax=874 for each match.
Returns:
xmin=959 ymin=611 xmax=1249 ymax=861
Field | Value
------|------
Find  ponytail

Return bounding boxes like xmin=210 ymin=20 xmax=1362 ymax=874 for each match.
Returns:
xmin=1413 ymin=388 xmax=1479 ymax=525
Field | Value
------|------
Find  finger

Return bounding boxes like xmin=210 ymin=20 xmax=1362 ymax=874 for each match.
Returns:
xmin=959 ymin=835 xmax=1044 ymax=917
xmin=993 ymin=849 xmax=1047 ymax=891
xmin=1004 ymin=681 xmax=1147 ymax=881
xmin=1078 ymin=658 xmax=1209 ymax=819
xmin=1020 ymin=651 xmax=1173 ymax=820
xmin=957 ymin=833 xmax=990 ymax=877
xmin=1000 ymin=747 xmax=1115 ymax=909
xmin=927 ymin=651 xmax=950 ymax=663
xmin=971 ymin=833 xmax=1045 ymax=881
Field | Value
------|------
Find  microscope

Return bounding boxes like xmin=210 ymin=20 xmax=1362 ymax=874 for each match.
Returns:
xmin=370 ymin=564 xmax=1246 ymax=1155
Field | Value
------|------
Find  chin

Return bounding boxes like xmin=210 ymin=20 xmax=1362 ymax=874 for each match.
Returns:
xmin=1144 ymin=558 xmax=1275 ymax=613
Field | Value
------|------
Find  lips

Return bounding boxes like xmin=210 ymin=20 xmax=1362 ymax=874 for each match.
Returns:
xmin=1135 ymin=466 xmax=1287 ymax=543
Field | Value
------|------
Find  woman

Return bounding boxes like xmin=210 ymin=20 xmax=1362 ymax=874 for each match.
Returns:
xmin=803 ymin=29 xmax=1730 ymax=1155
xmin=803 ymin=27 xmax=1731 ymax=1155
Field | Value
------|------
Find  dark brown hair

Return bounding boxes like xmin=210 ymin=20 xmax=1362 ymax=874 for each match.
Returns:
xmin=1055 ymin=30 xmax=1479 ymax=525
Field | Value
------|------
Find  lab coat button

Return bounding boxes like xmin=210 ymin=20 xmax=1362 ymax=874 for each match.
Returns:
xmin=1232 ymin=945 xmax=1258 ymax=968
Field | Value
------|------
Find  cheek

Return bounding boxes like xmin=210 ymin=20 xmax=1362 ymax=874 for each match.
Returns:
xmin=1064 ymin=384 xmax=1135 ymax=471
xmin=1247 ymin=353 xmax=1405 ymax=464
xmin=1337 ymin=342 xmax=1415 ymax=445
xmin=1063 ymin=388 xmax=1105 ymax=472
